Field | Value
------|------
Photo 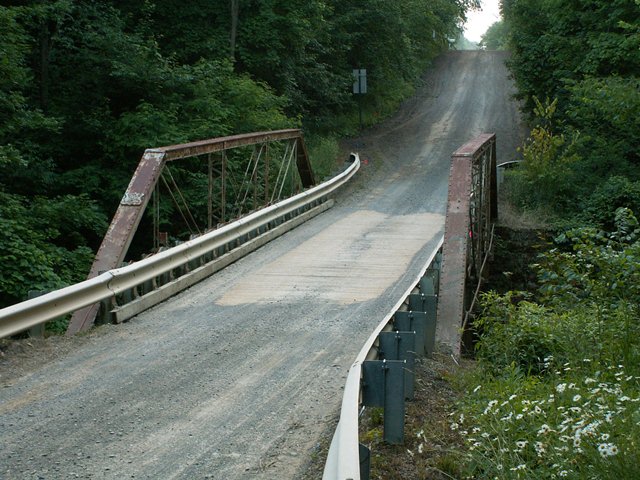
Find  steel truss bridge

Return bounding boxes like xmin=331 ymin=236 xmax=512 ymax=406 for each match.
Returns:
xmin=0 ymin=129 xmax=498 ymax=480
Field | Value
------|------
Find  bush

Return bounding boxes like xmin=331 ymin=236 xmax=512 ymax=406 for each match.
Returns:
xmin=504 ymin=98 xmax=581 ymax=217
xmin=580 ymin=176 xmax=640 ymax=229
xmin=451 ymin=210 xmax=640 ymax=478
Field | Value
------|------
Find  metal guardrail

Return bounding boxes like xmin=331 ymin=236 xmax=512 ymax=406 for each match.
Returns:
xmin=323 ymin=237 xmax=443 ymax=480
xmin=0 ymin=155 xmax=360 ymax=339
xmin=323 ymin=134 xmax=498 ymax=479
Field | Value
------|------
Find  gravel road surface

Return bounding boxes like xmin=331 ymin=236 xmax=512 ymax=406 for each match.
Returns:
xmin=0 ymin=51 xmax=524 ymax=479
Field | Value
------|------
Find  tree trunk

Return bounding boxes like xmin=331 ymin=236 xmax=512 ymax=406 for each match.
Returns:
xmin=38 ymin=20 xmax=54 ymax=113
xmin=230 ymin=0 xmax=239 ymax=60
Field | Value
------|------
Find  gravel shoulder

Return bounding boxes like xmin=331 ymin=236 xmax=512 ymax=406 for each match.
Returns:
xmin=0 ymin=51 xmax=524 ymax=480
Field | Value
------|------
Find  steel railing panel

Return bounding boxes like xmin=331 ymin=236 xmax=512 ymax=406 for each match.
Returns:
xmin=0 ymin=157 xmax=359 ymax=339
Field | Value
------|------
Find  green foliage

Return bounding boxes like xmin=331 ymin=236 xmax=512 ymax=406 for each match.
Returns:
xmin=474 ymin=293 xmax=566 ymax=375
xmin=453 ymin=211 xmax=640 ymax=478
xmin=0 ymin=192 xmax=99 ymax=307
xmin=500 ymin=1 xmax=640 ymax=224
xmin=502 ymin=0 xmax=640 ymax=113
xmin=504 ymin=98 xmax=580 ymax=215
xmin=580 ymin=177 xmax=640 ymax=229
xmin=306 ymin=135 xmax=341 ymax=181
xmin=453 ymin=364 xmax=640 ymax=479
xmin=480 ymin=20 xmax=509 ymax=50
xmin=565 ymin=77 xmax=640 ymax=183
xmin=536 ymin=208 xmax=640 ymax=313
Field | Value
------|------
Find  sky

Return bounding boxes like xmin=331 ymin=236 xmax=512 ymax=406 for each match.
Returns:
xmin=464 ymin=0 xmax=502 ymax=43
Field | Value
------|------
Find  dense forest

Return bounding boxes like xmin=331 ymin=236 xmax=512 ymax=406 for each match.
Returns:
xmin=500 ymin=0 xmax=640 ymax=226
xmin=0 ymin=0 xmax=478 ymax=308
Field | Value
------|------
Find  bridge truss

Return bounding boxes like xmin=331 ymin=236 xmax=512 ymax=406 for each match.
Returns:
xmin=67 ymin=129 xmax=315 ymax=334
xmin=437 ymin=133 xmax=497 ymax=354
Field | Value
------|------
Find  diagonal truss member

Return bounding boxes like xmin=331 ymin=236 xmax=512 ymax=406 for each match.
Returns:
xmin=67 ymin=129 xmax=315 ymax=335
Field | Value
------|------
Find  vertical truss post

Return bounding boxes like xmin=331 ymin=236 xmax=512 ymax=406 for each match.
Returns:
xmin=264 ymin=143 xmax=270 ymax=205
xmin=490 ymin=139 xmax=498 ymax=222
xmin=295 ymin=136 xmax=315 ymax=188
xmin=221 ymin=150 xmax=227 ymax=224
xmin=153 ymin=182 xmax=160 ymax=251
xmin=208 ymin=153 xmax=213 ymax=231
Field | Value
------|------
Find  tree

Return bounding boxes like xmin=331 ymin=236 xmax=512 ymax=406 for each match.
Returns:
xmin=500 ymin=0 xmax=640 ymax=222
xmin=479 ymin=20 xmax=508 ymax=50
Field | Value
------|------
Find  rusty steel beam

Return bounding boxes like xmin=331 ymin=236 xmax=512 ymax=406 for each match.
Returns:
xmin=436 ymin=133 xmax=496 ymax=355
xmin=67 ymin=151 xmax=167 ymax=335
xmin=157 ymin=129 xmax=301 ymax=161
xmin=67 ymin=129 xmax=317 ymax=335
xmin=295 ymin=136 xmax=316 ymax=187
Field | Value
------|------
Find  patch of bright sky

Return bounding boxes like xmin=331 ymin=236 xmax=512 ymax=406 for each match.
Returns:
xmin=464 ymin=0 xmax=502 ymax=43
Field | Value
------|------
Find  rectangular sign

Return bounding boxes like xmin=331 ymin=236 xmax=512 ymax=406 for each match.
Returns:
xmin=352 ymin=69 xmax=367 ymax=94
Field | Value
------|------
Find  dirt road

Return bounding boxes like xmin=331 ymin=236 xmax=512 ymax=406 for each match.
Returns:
xmin=0 ymin=51 xmax=524 ymax=479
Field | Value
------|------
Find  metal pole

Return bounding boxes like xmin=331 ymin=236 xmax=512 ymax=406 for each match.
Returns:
xmin=208 ymin=153 xmax=213 ymax=231
xmin=221 ymin=150 xmax=226 ymax=224
xmin=153 ymin=182 xmax=160 ymax=250
xmin=265 ymin=143 xmax=270 ymax=205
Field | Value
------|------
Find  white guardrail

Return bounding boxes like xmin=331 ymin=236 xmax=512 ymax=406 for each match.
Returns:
xmin=0 ymin=155 xmax=360 ymax=339
xmin=323 ymin=236 xmax=444 ymax=480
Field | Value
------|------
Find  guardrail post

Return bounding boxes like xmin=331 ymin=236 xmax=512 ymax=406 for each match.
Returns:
xmin=408 ymin=293 xmax=437 ymax=356
xmin=96 ymin=298 xmax=115 ymax=325
xmin=362 ymin=359 xmax=406 ymax=444
xmin=359 ymin=443 xmax=371 ymax=480
xmin=393 ymin=311 xmax=427 ymax=357
xmin=27 ymin=291 xmax=47 ymax=337
xmin=379 ymin=331 xmax=415 ymax=400
xmin=420 ymin=268 xmax=439 ymax=295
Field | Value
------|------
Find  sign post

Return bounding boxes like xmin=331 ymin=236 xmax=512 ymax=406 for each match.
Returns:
xmin=353 ymin=69 xmax=367 ymax=130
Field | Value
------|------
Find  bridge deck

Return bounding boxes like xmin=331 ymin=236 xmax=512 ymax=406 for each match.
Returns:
xmin=0 ymin=51 xmax=524 ymax=479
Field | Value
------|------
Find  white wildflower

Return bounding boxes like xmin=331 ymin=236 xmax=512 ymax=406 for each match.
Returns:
xmin=598 ymin=442 xmax=619 ymax=457
xmin=538 ymin=424 xmax=551 ymax=435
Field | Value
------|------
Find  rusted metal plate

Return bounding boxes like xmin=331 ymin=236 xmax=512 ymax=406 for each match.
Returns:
xmin=451 ymin=133 xmax=495 ymax=158
xmin=67 ymin=151 xmax=167 ymax=335
xmin=437 ymin=133 xmax=496 ymax=355
xmin=437 ymin=154 xmax=472 ymax=354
